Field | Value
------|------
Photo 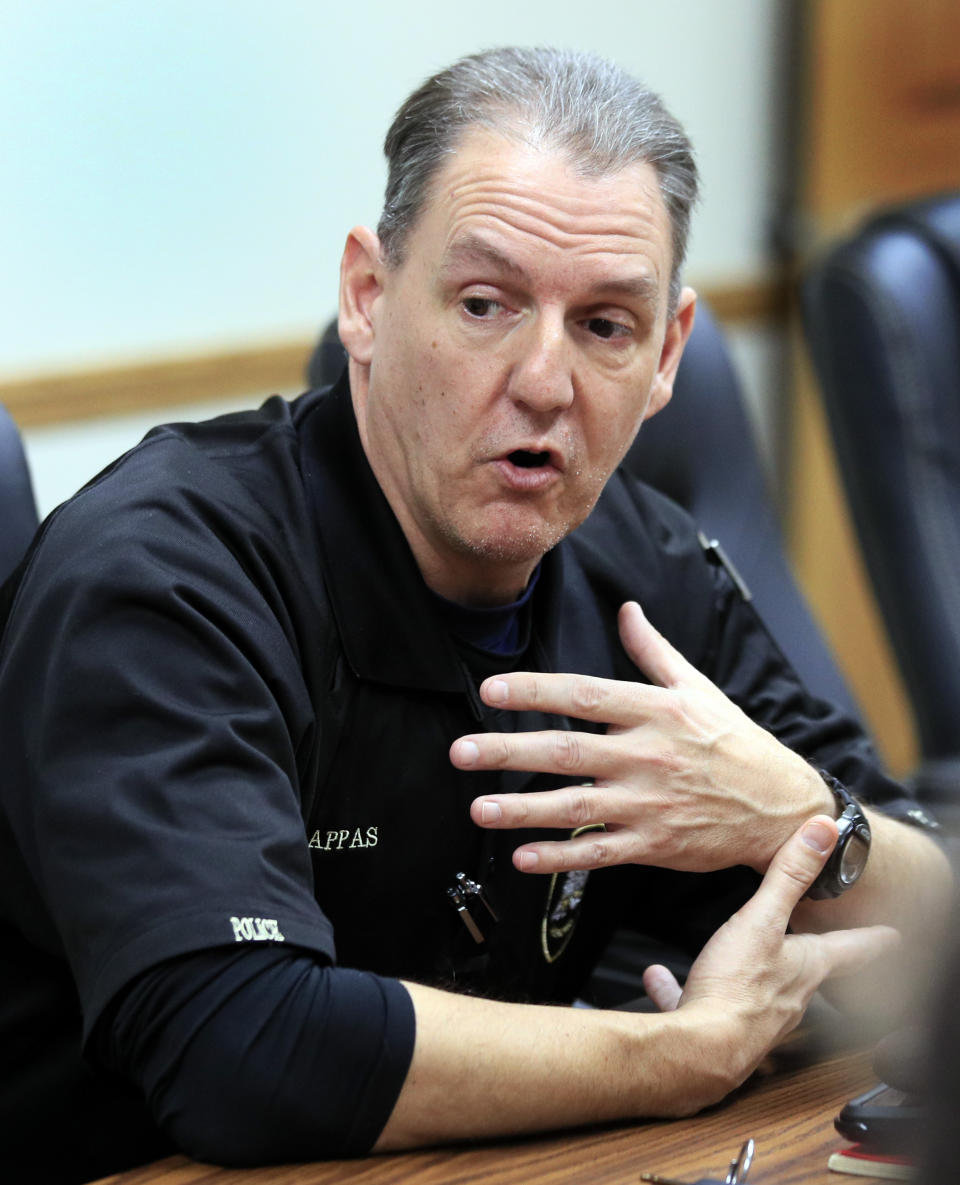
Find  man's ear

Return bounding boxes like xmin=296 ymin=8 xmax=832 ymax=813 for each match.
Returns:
xmin=338 ymin=226 xmax=384 ymax=366
xmin=644 ymin=287 xmax=697 ymax=421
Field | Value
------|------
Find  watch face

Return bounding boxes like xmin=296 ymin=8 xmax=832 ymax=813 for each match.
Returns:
xmin=840 ymin=830 xmax=870 ymax=885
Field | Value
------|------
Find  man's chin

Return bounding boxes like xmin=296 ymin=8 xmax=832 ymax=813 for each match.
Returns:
xmin=424 ymin=514 xmax=581 ymax=603
xmin=455 ymin=520 xmax=571 ymax=566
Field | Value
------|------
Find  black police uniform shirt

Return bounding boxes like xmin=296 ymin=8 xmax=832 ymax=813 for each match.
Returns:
xmin=0 ymin=373 xmax=920 ymax=1178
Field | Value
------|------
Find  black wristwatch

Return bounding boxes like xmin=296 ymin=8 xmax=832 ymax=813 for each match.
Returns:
xmin=806 ymin=770 xmax=872 ymax=900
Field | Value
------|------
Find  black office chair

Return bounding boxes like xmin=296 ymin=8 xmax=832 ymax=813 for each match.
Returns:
xmin=802 ymin=192 xmax=960 ymax=807
xmin=625 ymin=302 xmax=860 ymax=719
xmin=0 ymin=403 xmax=39 ymax=585
xmin=307 ymin=305 xmax=861 ymax=721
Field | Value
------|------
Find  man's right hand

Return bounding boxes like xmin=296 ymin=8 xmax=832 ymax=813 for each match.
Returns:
xmin=377 ymin=815 xmax=899 ymax=1149
xmin=643 ymin=815 xmax=900 ymax=1102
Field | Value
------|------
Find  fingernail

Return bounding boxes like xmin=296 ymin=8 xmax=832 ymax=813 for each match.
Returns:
xmin=516 ymin=850 xmax=539 ymax=871
xmin=457 ymin=740 xmax=480 ymax=766
xmin=801 ymin=819 xmax=834 ymax=854
xmin=480 ymin=801 xmax=502 ymax=824
xmin=485 ymin=679 xmax=509 ymax=705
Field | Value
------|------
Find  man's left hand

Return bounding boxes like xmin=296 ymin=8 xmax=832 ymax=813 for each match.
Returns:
xmin=452 ymin=601 xmax=832 ymax=876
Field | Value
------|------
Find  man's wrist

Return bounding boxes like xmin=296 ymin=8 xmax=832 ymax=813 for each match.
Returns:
xmin=759 ymin=759 xmax=836 ymax=871
xmin=634 ymin=1006 xmax=746 ymax=1116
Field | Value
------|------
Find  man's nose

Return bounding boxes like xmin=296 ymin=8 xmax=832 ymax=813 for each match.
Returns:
xmin=506 ymin=316 xmax=575 ymax=413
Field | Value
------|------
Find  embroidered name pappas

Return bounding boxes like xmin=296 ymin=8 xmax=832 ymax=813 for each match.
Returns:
xmin=230 ymin=916 xmax=286 ymax=943
xmin=308 ymin=825 xmax=379 ymax=851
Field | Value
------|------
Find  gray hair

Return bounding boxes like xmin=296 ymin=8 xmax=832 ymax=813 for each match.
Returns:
xmin=377 ymin=46 xmax=699 ymax=312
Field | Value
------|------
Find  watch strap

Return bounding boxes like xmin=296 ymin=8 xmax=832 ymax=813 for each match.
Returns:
xmin=806 ymin=769 xmax=872 ymax=900
xmin=817 ymin=767 xmax=856 ymax=817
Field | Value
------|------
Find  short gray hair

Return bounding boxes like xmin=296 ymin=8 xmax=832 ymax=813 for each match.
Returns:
xmin=377 ymin=46 xmax=699 ymax=311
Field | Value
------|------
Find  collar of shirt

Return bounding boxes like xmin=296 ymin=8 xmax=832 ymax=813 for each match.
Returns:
xmin=296 ymin=373 xmax=630 ymax=695
xmin=428 ymin=566 xmax=540 ymax=656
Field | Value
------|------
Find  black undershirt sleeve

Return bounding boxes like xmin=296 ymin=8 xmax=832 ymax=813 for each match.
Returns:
xmin=96 ymin=946 xmax=416 ymax=1165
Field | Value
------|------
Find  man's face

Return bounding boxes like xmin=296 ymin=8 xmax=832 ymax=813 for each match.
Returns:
xmin=341 ymin=127 xmax=695 ymax=604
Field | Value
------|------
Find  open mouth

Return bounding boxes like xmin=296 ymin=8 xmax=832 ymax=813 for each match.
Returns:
xmin=508 ymin=449 xmax=551 ymax=469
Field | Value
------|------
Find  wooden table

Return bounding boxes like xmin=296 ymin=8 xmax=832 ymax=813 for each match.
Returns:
xmin=88 ymin=1039 xmax=878 ymax=1185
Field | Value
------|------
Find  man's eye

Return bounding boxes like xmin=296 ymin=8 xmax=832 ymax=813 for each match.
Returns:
xmin=586 ymin=317 xmax=629 ymax=340
xmin=462 ymin=297 xmax=500 ymax=318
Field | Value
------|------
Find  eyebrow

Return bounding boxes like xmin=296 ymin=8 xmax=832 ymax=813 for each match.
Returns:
xmin=440 ymin=234 xmax=661 ymax=305
xmin=440 ymin=236 xmax=532 ymax=286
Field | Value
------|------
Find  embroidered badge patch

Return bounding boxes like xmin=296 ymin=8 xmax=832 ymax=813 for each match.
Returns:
xmin=540 ymin=824 xmax=605 ymax=963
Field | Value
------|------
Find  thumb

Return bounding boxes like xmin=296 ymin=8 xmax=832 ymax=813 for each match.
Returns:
xmin=618 ymin=600 xmax=692 ymax=689
xmin=746 ymin=815 xmax=840 ymax=925
xmin=643 ymin=963 xmax=683 ymax=1012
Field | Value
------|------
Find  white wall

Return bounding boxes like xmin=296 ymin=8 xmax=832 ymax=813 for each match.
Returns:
xmin=3 ymin=0 xmax=786 ymax=376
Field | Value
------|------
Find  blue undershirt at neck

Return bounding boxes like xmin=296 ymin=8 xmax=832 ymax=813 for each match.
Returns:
xmin=429 ymin=565 xmax=541 ymax=656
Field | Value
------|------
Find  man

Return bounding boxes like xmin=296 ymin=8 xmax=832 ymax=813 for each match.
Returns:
xmin=0 ymin=47 xmax=950 ymax=1183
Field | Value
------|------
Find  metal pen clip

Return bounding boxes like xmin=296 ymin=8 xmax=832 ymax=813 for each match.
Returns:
xmin=446 ymin=885 xmax=484 ymax=943
xmin=455 ymin=871 xmax=499 ymax=922
xmin=447 ymin=871 xmax=498 ymax=943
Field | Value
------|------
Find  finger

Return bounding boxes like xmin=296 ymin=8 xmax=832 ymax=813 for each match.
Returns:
xmin=618 ymin=601 xmax=704 ymax=690
xmin=507 ymin=827 xmax=649 ymax=874
xmin=812 ymin=924 xmax=901 ymax=980
xmin=469 ymin=778 xmax=658 ymax=836
xmin=741 ymin=816 xmax=839 ymax=926
xmin=453 ymin=727 xmax=642 ymax=779
xmin=476 ymin=671 xmax=664 ymax=727
xmin=643 ymin=964 xmax=683 ymax=1012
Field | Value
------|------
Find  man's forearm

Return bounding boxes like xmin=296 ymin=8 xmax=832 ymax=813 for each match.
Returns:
xmin=376 ymin=818 xmax=898 ymax=1151
xmin=375 ymin=982 xmax=728 ymax=1150
xmin=795 ymin=809 xmax=952 ymax=932
xmin=791 ymin=810 xmax=953 ymax=1022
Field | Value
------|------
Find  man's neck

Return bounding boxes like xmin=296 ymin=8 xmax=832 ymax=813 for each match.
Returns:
xmin=419 ymin=559 xmax=538 ymax=608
